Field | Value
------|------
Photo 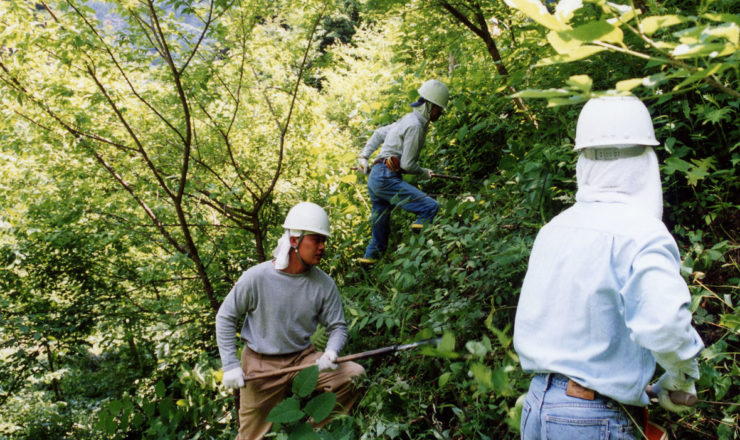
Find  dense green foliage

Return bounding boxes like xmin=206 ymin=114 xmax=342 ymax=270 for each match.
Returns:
xmin=1 ymin=0 xmax=737 ymax=439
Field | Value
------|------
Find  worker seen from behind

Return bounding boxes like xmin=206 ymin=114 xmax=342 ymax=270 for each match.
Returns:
xmin=216 ymin=202 xmax=365 ymax=440
xmin=356 ymin=79 xmax=449 ymax=265
xmin=513 ymin=96 xmax=704 ymax=439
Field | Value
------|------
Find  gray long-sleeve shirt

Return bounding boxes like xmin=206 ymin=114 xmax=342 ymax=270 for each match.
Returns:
xmin=359 ymin=110 xmax=429 ymax=176
xmin=215 ymin=261 xmax=348 ymax=371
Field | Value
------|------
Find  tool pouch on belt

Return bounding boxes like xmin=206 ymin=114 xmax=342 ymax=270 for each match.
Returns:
xmin=385 ymin=156 xmax=402 ymax=173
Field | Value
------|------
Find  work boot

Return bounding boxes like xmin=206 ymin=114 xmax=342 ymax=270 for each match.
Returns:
xmin=411 ymin=224 xmax=423 ymax=234
xmin=357 ymin=257 xmax=377 ymax=266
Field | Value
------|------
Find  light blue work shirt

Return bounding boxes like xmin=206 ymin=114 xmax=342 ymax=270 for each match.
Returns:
xmin=513 ymin=201 xmax=703 ymax=406
xmin=359 ymin=110 xmax=429 ymax=176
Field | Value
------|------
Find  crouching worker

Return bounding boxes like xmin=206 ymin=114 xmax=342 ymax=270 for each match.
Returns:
xmin=513 ymin=96 xmax=704 ymax=439
xmin=216 ymin=202 xmax=365 ymax=440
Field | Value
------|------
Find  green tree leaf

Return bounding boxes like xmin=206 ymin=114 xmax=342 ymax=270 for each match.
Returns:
xmin=640 ymin=15 xmax=690 ymax=35
xmin=303 ymin=392 xmax=336 ymax=423
xmin=266 ymin=397 xmax=304 ymax=424
xmin=505 ymin=0 xmax=571 ymax=31
xmin=293 ymin=365 xmax=319 ymax=398
xmin=287 ymin=422 xmax=321 ymax=440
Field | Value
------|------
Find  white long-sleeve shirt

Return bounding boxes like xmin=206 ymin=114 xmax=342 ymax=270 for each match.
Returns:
xmin=215 ymin=261 xmax=348 ymax=371
xmin=513 ymin=201 xmax=703 ymax=406
xmin=359 ymin=110 xmax=429 ymax=176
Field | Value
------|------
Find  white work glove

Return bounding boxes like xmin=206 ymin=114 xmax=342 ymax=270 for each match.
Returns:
xmin=222 ymin=366 xmax=245 ymax=389
xmin=421 ymin=168 xmax=433 ymax=180
xmin=357 ymin=156 xmax=370 ymax=174
xmin=316 ymin=349 xmax=338 ymax=372
xmin=654 ymin=371 xmax=696 ymax=413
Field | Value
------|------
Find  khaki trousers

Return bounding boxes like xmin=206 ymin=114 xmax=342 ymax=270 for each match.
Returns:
xmin=237 ymin=345 xmax=365 ymax=440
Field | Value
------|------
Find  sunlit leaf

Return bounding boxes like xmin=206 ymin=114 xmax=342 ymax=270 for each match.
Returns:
xmin=568 ymin=21 xmax=623 ymax=43
xmin=616 ymin=78 xmax=644 ymax=92
xmin=536 ymin=45 xmax=606 ymax=65
xmin=554 ymin=0 xmax=583 ymax=23
xmin=547 ymin=30 xmax=582 ymax=55
xmin=672 ymin=42 xmax=736 ymax=59
xmin=703 ymin=13 xmax=740 ymax=26
xmin=470 ymin=362 xmax=493 ymax=388
xmin=512 ymin=88 xmax=571 ymax=98
xmin=566 ymin=75 xmax=592 ymax=92
xmin=671 ymin=63 xmax=725 ymax=91
xmin=640 ymin=15 xmax=690 ymax=35
xmin=504 ymin=0 xmax=571 ymax=31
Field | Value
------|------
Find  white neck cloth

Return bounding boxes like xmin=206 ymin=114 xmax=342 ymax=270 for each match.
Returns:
xmin=413 ymin=101 xmax=432 ymax=122
xmin=272 ymin=230 xmax=302 ymax=270
xmin=575 ymin=146 xmax=663 ymax=220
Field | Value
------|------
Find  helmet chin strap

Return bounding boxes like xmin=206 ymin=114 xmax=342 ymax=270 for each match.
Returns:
xmin=290 ymin=231 xmax=311 ymax=268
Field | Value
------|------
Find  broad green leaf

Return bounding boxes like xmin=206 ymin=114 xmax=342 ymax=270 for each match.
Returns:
xmin=546 ymin=96 xmax=588 ymax=107
xmin=465 ymin=340 xmax=489 ymax=358
xmin=640 ymin=15 xmax=689 ymax=35
xmin=536 ymin=46 xmax=606 ymax=65
xmin=293 ymin=365 xmax=318 ymax=398
xmin=303 ymin=392 xmax=336 ymax=422
xmin=664 ymin=157 xmax=692 ymax=174
xmin=504 ymin=0 xmax=571 ymax=31
xmin=470 ymin=363 xmax=493 ymax=388
xmin=339 ymin=174 xmax=356 ymax=184
xmin=439 ymin=331 xmax=456 ymax=352
xmin=512 ymin=88 xmax=571 ymax=98
xmin=672 ymin=63 xmax=724 ymax=91
xmin=672 ymin=42 xmax=736 ymax=59
xmin=566 ymin=75 xmax=592 ymax=92
xmin=703 ymin=23 xmax=739 ymax=45
xmin=568 ymin=21 xmax=623 ymax=43
xmin=491 ymin=325 xmax=512 ymax=349
xmin=719 ymin=313 xmax=740 ymax=333
xmin=547 ymin=30 xmax=582 ymax=55
xmin=492 ymin=366 xmax=514 ymax=395
xmin=266 ymin=397 xmax=304 ymax=423
xmin=703 ymin=13 xmax=740 ymax=26
xmin=108 ymin=399 xmax=123 ymax=416
xmin=439 ymin=372 xmax=451 ymax=387
xmin=676 ymin=23 xmax=740 ymax=45
xmin=287 ymin=423 xmax=321 ymax=440
xmin=155 ymin=381 xmax=166 ymax=398
xmin=616 ymin=78 xmax=644 ymax=92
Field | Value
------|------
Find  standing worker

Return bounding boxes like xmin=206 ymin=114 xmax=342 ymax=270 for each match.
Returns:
xmin=216 ymin=202 xmax=365 ymax=440
xmin=513 ymin=96 xmax=704 ymax=438
xmin=356 ymin=79 xmax=449 ymax=265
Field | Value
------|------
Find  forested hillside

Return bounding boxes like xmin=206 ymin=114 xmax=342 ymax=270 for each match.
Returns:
xmin=0 ymin=0 xmax=737 ymax=439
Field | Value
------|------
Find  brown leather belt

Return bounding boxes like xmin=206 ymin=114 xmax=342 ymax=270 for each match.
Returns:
xmin=374 ymin=156 xmax=403 ymax=173
xmin=566 ymin=378 xmax=596 ymax=400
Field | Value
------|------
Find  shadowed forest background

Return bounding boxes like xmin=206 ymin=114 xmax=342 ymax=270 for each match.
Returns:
xmin=0 ymin=0 xmax=738 ymax=438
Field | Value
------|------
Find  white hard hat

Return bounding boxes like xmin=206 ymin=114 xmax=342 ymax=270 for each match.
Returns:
xmin=418 ymin=79 xmax=449 ymax=110
xmin=574 ymin=96 xmax=659 ymax=150
xmin=282 ymin=202 xmax=331 ymax=237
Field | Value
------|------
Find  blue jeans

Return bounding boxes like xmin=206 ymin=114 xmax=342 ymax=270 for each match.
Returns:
xmin=364 ymin=163 xmax=439 ymax=259
xmin=521 ymin=374 xmax=638 ymax=440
